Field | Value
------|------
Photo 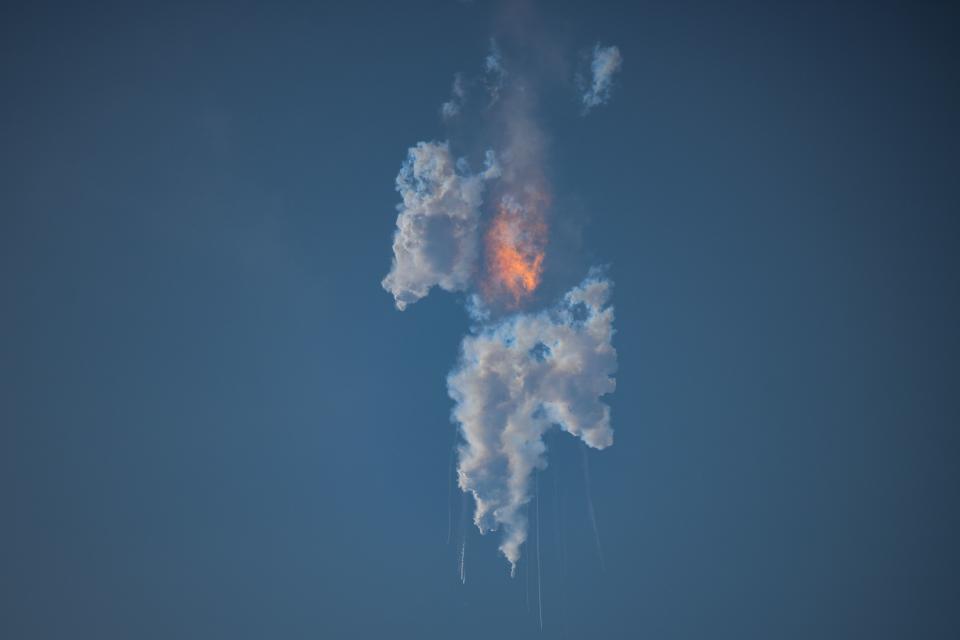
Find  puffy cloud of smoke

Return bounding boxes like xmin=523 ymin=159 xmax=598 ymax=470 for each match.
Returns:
xmin=448 ymin=272 xmax=617 ymax=569
xmin=382 ymin=142 xmax=500 ymax=310
xmin=582 ymin=44 xmax=622 ymax=113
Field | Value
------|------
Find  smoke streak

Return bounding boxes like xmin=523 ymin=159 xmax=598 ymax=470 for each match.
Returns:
xmin=525 ymin=500 xmax=531 ymax=612
xmin=459 ymin=490 xmax=468 ymax=584
xmin=581 ymin=442 xmax=605 ymax=572
xmin=554 ymin=462 xmax=569 ymax=635
xmin=536 ymin=471 xmax=543 ymax=632
xmin=447 ymin=444 xmax=455 ymax=545
xmin=553 ymin=457 xmax=563 ymax=578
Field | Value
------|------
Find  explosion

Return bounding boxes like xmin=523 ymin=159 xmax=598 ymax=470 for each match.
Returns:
xmin=381 ymin=29 xmax=623 ymax=584
xmin=484 ymin=191 xmax=548 ymax=306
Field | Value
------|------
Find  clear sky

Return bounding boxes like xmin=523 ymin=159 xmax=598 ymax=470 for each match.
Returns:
xmin=2 ymin=1 xmax=959 ymax=638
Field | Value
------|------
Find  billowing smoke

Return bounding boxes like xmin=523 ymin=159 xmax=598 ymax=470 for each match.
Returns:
xmin=449 ymin=273 xmax=616 ymax=570
xmin=382 ymin=22 xmax=621 ymax=572
xmin=381 ymin=142 xmax=499 ymax=310
xmin=581 ymin=44 xmax=623 ymax=113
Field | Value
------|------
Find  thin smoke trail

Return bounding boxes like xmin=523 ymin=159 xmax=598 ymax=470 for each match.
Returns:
xmin=458 ymin=490 xmax=468 ymax=584
xmin=581 ymin=442 xmax=606 ymax=572
xmin=447 ymin=444 xmax=455 ymax=545
xmin=553 ymin=457 xmax=562 ymax=577
xmin=556 ymin=454 xmax=568 ymax=579
xmin=555 ymin=460 xmax=569 ymax=637
xmin=525 ymin=500 xmax=531 ymax=612
xmin=536 ymin=471 xmax=543 ymax=632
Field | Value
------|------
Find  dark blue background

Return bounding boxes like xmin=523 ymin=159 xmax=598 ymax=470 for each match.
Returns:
xmin=3 ymin=1 xmax=958 ymax=638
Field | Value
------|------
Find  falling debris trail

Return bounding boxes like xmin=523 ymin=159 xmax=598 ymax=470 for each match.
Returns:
xmin=447 ymin=444 xmax=455 ymax=545
xmin=555 ymin=461 xmax=569 ymax=636
xmin=553 ymin=458 xmax=563 ymax=577
xmin=458 ymin=491 xmax=468 ymax=584
xmin=525 ymin=501 xmax=531 ymax=612
xmin=581 ymin=442 xmax=606 ymax=572
xmin=536 ymin=471 xmax=543 ymax=631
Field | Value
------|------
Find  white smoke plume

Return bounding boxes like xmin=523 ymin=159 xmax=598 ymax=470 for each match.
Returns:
xmin=381 ymin=142 xmax=500 ymax=310
xmin=581 ymin=44 xmax=622 ymax=113
xmin=448 ymin=273 xmax=617 ymax=570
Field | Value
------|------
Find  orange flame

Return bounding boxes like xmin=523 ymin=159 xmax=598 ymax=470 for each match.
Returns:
xmin=484 ymin=191 xmax=547 ymax=306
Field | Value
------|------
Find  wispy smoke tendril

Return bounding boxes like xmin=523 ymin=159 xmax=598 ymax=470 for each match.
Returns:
xmin=441 ymin=73 xmax=467 ymax=120
xmin=582 ymin=44 xmax=623 ymax=113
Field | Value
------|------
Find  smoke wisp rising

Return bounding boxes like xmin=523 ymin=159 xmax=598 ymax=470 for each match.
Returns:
xmin=581 ymin=44 xmax=623 ymax=113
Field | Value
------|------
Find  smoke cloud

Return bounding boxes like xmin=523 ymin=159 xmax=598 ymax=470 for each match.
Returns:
xmin=381 ymin=142 xmax=499 ymax=310
xmin=382 ymin=19 xmax=622 ymax=572
xmin=582 ymin=44 xmax=623 ymax=113
xmin=448 ymin=272 xmax=616 ymax=569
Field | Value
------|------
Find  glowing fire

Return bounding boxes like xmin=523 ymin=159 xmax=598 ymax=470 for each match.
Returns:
xmin=484 ymin=191 xmax=547 ymax=306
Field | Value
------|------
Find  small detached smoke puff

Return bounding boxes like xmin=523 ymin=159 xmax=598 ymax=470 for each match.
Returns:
xmin=582 ymin=44 xmax=623 ymax=113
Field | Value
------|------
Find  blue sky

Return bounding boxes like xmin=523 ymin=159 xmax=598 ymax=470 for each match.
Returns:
xmin=2 ymin=1 xmax=959 ymax=638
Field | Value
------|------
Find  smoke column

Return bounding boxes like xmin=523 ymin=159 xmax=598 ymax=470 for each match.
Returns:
xmin=382 ymin=9 xmax=622 ymax=575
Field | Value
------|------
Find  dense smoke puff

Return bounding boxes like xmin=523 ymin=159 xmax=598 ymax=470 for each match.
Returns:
xmin=449 ymin=272 xmax=617 ymax=569
xmin=382 ymin=142 xmax=500 ymax=310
